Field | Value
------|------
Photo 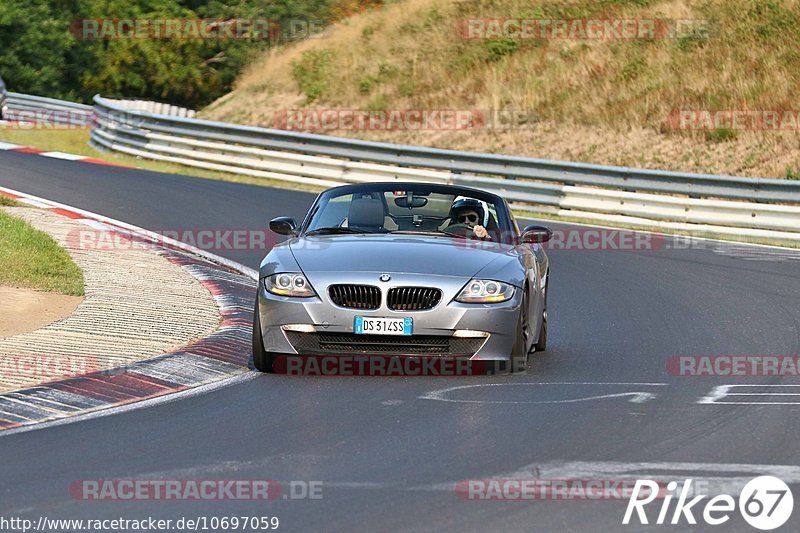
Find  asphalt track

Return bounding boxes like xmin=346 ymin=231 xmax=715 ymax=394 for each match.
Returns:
xmin=1 ymin=149 xmax=800 ymax=532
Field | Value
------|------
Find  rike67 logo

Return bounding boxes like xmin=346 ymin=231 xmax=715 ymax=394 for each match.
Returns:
xmin=623 ymin=476 xmax=793 ymax=530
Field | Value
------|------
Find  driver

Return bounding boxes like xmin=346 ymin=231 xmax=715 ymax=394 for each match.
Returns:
xmin=448 ymin=198 xmax=491 ymax=239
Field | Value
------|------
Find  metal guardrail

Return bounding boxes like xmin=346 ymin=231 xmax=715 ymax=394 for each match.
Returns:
xmin=4 ymin=93 xmax=192 ymax=124
xmin=7 ymin=92 xmax=799 ymax=245
xmin=103 ymin=99 xmax=196 ymax=118
xmin=5 ymin=92 xmax=93 ymax=126
xmin=92 ymin=96 xmax=800 ymax=203
xmin=7 ymin=92 xmax=92 ymax=112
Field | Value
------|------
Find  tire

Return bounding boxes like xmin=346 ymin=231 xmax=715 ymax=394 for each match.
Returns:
xmin=252 ymin=300 xmax=274 ymax=373
xmin=533 ymin=279 xmax=548 ymax=353
xmin=509 ymin=290 xmax=529 ymax=373
xmin=533 ymin=310 xmax=547 ymax=353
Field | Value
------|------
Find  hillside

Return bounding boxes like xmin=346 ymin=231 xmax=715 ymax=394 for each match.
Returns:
xmin=201 ymin=0 xmax=800 ymax=179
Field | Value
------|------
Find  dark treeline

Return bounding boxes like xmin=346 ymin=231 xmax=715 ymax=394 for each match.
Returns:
xmin=0 ymin=0 xmax=383 ymax=108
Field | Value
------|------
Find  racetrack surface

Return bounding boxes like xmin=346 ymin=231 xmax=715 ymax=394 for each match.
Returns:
xmin=1 ymin=150 xmax=800 ymax=531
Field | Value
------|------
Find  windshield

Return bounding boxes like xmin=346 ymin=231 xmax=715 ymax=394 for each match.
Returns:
xmin=304 ymin=187 xmax=507 ymax=240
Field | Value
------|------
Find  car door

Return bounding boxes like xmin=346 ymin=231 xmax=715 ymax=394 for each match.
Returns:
xmin=507 ymin=207 xmax=547 ymax=343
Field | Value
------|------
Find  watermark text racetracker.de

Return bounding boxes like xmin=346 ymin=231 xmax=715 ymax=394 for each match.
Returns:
xmin=274 ymin=355 xmax=499 ymax=376
xmin=540 ymin=228 xmax=664 ymax=251
xmin=456 ymin=229 xmax=675 ymax=251
xmin=0 ymin=354 xmax=100 ymax=381
xmin=457 ymin=478 xmax=666 ymax=500
xmin=69 ymin=479 xmax=322 ymax=501
xmin=273 ymin=108 xmax=537 ymax=132
xmin=668 ymin=355 xmax=800 ymax=377
xmin=456 ymin=18 xmax=716 ymax=40
xmin=69 ymin=18 xmax=327 ymax=42
xmin=66 ymin=228 xmax=284 ymax=253
xmin=0 ymin=109 xmax=96 ymax=129
xmin=667 ymin=109 xmax=800 ymax=132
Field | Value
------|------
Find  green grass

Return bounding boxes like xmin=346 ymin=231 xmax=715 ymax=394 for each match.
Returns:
xmin=0 ymin=208 xmax=85 ymax=296
xmin=0 ymin=196 xmax=21 ymax=207
xmin=291 ymin=49 xmax=333 ymax=103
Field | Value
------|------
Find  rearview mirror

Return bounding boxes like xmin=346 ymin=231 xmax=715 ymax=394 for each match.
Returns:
xmin=269 ymin=217 xmax=297 ymax=236
xmin=520 ymin=225 xmax=552 ymax=244
xmin=395 ymin=196 xmax=428 ymax=208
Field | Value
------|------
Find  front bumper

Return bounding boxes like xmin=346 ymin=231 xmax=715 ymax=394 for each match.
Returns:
xmin=256 ymin=273 xmax=523 ymax=361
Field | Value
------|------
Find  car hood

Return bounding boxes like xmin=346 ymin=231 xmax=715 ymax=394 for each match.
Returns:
xmin=289 ymin=234 xmax=516 ymax=278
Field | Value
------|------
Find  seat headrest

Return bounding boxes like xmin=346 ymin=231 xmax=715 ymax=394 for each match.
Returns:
xmin=348 ymin=198 xmax=384 ymax=229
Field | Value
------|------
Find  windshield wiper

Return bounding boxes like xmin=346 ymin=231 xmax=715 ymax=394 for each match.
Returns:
xmin=305 ymin=227 xmax=365 ymax=236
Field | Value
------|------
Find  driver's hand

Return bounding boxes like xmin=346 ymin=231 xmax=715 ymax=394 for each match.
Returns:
xmin=473 ymin=225 xmax=490 ymax=239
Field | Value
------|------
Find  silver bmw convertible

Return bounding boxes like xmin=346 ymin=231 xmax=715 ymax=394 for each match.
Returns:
xmin=253 ymin=182 xmax=552 ymax=374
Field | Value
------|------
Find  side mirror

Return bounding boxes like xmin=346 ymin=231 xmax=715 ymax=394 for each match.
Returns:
xmin=269 ymin=217 xmax=297 ymax=236
xmin=520 ymin=225 xmax=552 ymax=244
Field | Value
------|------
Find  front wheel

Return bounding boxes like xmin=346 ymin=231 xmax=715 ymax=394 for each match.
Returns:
xmin=533 ymin=280 xmax=548 ymax=353
xmin=252 ymin=300 xmax=275 ymax=373
xmin=533 ymin=308 xmax=547 ymax=353
xmin=509 ymin=290 xmax=529 ymax=373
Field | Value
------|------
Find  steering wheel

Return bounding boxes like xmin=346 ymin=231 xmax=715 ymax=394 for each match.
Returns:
xmin=442 ymin=223 xmax=477 ymax=238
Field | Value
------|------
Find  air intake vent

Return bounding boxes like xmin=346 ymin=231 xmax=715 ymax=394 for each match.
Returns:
xmin=285 ymin=332 xmax=485 ymax=356
xmin=387 ymin=287 xmax=442 ymax=311
xmin=328 ymin=284 xmax=381 ymax=310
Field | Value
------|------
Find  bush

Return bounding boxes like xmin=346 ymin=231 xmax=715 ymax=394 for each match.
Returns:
xmin=0 ymin=0 xmax=383 ymax=108
xmin=706 ymin=127 xmax=737 ymax=142
xmin=292 ymin=49 xmax=333 ymax=103
xmin=484 ymin=39 xmax=518 ymax=62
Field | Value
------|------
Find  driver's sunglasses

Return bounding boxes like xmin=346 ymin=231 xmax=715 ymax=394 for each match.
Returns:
xmin=458 ymin=213 xmax=479 ymax=223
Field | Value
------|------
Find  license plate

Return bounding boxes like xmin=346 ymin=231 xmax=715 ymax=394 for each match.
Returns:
xmin=354 ymin=317 xmax=412 ymax=335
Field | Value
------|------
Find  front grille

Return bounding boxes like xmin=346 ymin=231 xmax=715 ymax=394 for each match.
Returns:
xmin=285 ymin=332 xmax=485 ymax=356
xmin=387 ymin=287 xmax=442 ymax=311
xmin=328 ymin=284 xmax=381 ymax=310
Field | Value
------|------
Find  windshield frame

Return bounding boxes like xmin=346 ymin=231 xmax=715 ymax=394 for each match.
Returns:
xmin=298 ymin=182 xmax=514 ymax=238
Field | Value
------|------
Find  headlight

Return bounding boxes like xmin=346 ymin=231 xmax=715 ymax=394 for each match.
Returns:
xmin=263 ymin=273 xmax=316 ymax=297
xmin=455 ymin=279 xmax=515 ymax=303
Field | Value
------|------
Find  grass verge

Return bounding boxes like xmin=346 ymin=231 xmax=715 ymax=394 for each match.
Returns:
xmin=0 ymin=207 xmax=85 ymax=296
xmin=0 ymin=196 xmax=21 ymax=207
